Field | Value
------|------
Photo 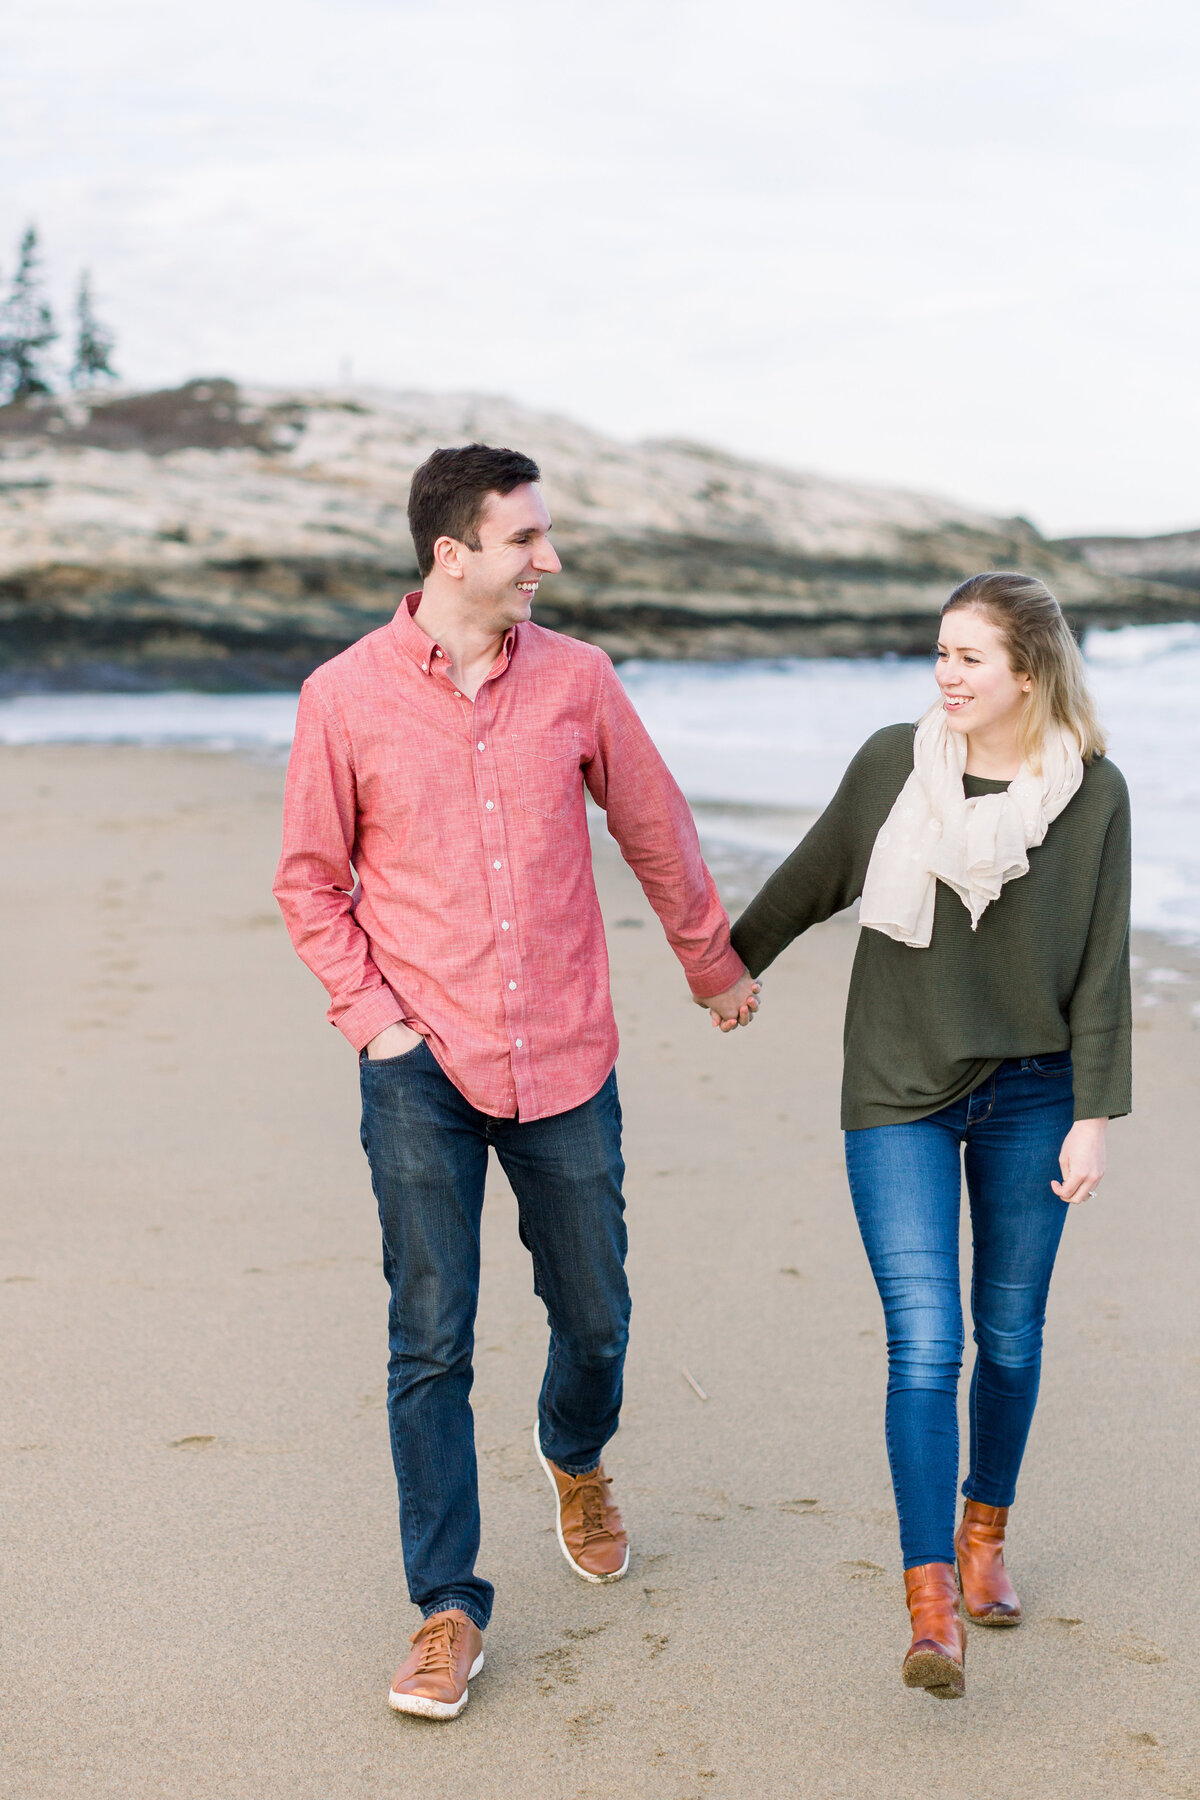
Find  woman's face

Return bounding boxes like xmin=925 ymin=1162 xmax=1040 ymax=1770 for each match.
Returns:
xmin=934 ymin=608 xmax=1031 ymax=740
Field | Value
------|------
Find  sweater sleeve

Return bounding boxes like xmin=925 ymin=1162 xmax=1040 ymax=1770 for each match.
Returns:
xmin=731 ymin=731 xmax=900 ymax=977
xmin=1068 ymin=770 xmax=1133 ymax=1120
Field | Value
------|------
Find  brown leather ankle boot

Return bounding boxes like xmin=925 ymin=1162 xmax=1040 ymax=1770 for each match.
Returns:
xmin=902 ymin=1562 xmax=966 ymax=1698
xmin=955 ymin=1500 xmax=1021 ymax=1625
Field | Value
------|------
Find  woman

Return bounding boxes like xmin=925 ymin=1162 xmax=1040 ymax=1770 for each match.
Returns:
xmin=730 ymin=571 xmax=1131 ymax=1700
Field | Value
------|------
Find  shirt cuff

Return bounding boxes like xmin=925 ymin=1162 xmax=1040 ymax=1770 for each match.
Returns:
xmin=333 ymin=988 xmax=407 ymax=1053
xmin=683 ymin=946 xmax=748 ymax=1001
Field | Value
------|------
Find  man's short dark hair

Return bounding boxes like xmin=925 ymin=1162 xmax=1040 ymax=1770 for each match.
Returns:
xmin=407 ymin=444 xmax=542 ymax=578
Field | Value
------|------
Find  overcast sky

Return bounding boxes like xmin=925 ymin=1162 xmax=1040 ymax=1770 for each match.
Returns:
xmin=1 ymin=0 xmax=1197 ymax=536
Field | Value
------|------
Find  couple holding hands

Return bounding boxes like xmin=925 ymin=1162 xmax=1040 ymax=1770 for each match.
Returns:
xmin=274 ymin=445 xmax=1130 ymax=1717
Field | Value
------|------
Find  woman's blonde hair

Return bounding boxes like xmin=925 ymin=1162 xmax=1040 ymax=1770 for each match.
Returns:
xmin=941 ymin=571 xmax=1106 ymax=765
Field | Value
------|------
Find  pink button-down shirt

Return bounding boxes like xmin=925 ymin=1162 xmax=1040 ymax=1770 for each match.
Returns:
xmin=274 ymin=595 xmax=745 ymax=1121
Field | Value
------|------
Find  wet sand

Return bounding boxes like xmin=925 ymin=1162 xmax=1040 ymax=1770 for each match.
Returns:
xmin=2 ymin=745 xmax=1198 ymax=1800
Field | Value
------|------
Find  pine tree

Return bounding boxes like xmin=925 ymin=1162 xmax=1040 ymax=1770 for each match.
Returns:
xmin=0 ymin=225 xmax=58 ymax=402
xmin=70 ymin=269 xmax=118 ymax=389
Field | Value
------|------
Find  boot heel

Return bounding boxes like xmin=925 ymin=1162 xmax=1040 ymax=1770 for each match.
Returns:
xmin=902 ymin=1645 xmax=966 ymax=1699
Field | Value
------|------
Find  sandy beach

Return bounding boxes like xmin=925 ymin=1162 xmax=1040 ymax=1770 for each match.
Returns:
xmin=2 ymin=742 xmax=1199 ymax=1800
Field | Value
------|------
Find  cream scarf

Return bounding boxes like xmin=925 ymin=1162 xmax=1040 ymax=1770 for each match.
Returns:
xmin=858 ymin=705 xmax=1084 ymax=949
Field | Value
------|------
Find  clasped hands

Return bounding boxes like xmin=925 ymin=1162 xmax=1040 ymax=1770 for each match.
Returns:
xmin=693 ymin=971 xmax=761 ymax=1033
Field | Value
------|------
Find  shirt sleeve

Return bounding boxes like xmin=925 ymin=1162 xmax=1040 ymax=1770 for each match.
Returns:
xmin=730 ymin=740 xmax=882 ymax=976
xmin=1068 ymin=773 xmax=1133 ymax=1120
xmin=584 ymin=657 xmax=746 ymax=999
xmin=273 ymin=680 xmax=408 ymax=1051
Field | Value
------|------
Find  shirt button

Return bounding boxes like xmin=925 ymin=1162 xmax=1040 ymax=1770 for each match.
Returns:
xmin=509 ymin=980 xmax=517 ymax=990
xmin=434 ymin=649 xmax=443 ymax=658
xmin=515 ymin=1038 xmax=523 ymax=1048
xmin=454 ymin=691 xmax=462 ymax=698
xmin=485 ymin=800 xmax=494 ymax=811
xmin=421 ymin=661 xmax=427 ymax=671
xmin=477 ymin=741 xmax=485 ymax=751
xmin=493 ymin=860 xmax=502 ymax=870
xmin=501 ymin=919 xmax=509 ymax=930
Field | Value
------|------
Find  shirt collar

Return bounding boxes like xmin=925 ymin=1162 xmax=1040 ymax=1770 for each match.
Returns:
xmin=390 ymin=591 xmax=519 ymax=679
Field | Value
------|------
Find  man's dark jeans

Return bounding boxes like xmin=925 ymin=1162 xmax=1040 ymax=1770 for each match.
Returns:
xmin=359 ymin=1039 xmax=629 ymax=1632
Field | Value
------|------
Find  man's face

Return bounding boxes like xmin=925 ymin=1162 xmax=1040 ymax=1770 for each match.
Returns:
xmin=454 ymin=483 xmax=562 ymax=631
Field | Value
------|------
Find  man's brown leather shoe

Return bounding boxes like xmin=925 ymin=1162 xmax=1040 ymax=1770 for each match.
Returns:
xmin=902 ymin=1562 xmax=966 ymax=1699
xmin=955 ymin=1499 xmax=1022 ymax=1625
xmin=388 ymin=1609 xmax=484 ymax=1719
xmin=533 ymin=1421 xmax=629 ymax=1582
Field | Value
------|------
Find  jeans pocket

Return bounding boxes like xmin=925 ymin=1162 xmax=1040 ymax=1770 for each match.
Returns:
xmin=360 ymin=1037 xmax=427 ymax=1068
xmin=1028 ymin=1053 xmax=1073 ymax=1079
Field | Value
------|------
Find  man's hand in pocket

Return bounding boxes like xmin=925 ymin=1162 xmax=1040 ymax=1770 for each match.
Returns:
xmin=365 ymin=1023 xmax=424 ymax=1060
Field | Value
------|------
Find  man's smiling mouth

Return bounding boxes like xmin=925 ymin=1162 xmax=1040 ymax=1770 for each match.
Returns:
xmin=516 ymin=581 xmax=539 ymax=595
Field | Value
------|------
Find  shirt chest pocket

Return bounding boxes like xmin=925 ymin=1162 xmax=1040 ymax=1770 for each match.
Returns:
xmin=514 ymin=730 xmax=583 ymax=819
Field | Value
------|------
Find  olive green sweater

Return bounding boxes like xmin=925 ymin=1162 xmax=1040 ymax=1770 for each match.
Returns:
xmin=730 ymin=723 xmax=1132 ymax=1130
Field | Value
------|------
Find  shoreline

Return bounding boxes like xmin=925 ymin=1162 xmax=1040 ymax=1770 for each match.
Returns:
xmin=3 ymin=607 xmax=1200 ymax=700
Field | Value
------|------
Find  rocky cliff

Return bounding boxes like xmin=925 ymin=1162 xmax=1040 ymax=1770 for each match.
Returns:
xmin=0 ymin=380 xmax=1192 ymax=689
xmin=1057 ymin=528 xmax=1200 ymax=595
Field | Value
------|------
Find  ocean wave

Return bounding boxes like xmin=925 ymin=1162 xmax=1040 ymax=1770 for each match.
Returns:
xmin=1 ymin=623 xmax=1197 ymax=936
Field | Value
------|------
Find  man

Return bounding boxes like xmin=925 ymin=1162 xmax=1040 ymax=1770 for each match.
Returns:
xmin=274 ymin=444 xmax=758 ymax=1719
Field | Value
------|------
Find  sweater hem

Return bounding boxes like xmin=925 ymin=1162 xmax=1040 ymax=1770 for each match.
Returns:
xmin=841 ymin=1057 xmax=1006 ymax=1132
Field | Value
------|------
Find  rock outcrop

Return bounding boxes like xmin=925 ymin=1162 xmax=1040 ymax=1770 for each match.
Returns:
xmin=1056 ymin=529 xmax=1200 ymax=595
xmin=0 ymin=380 xmax=1192 ymax=688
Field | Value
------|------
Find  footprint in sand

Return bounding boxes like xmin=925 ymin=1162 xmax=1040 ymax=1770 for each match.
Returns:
xmin=1113 ymin=1634 xmax=1169 ymax=1665
xmin=567 ymin=1702 xmax=615 ymax=1746
xmin=534 ymin=1623 xmax=610 ymax=1694
xmin=840 ymin=1559 xmax=885 ymax=1581
xmin=1107 ymin=1728 xmax=1182 ymax=1787
xmin=534 ymin=1645 xmax=578 ymax=1693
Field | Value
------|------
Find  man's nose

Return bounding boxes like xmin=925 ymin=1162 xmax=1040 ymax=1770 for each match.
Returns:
xmin=534 ymin=539 xmax=562 ymax=574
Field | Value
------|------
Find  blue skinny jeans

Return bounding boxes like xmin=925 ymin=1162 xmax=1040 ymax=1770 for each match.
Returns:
xmin=359 ymin=1040 xmax=629 ymax=1632
xmin=844 ymin=1055 xmax=1073 ymax=1570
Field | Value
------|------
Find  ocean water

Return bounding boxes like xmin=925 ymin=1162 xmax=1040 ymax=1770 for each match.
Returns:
xmin=3 ymin=620 xmax=1199 ymax=938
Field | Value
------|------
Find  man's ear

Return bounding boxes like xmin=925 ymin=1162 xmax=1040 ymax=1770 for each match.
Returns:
xmin=432 ymin=534 xmax=466 ymax=580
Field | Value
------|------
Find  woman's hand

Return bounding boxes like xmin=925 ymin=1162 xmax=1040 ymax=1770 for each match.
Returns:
xmin=694 ymin=972 xmax=761 ymax=1031
xmin=1052 ymin=1118 xmax=1108 ymax=1204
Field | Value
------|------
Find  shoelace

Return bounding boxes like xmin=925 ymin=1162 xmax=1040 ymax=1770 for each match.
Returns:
xmin=562 ymin=1470 xmax=617 ymax=1546
xmin=410 ymin=1614 xmax=460 ymax=1673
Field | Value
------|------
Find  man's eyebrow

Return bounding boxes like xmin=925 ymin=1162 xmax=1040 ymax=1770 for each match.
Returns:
xmin=507 ymin=520 xmax=552 ymax=540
